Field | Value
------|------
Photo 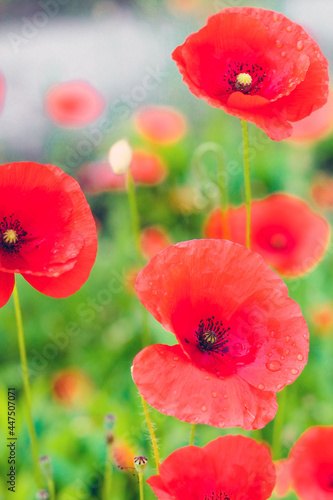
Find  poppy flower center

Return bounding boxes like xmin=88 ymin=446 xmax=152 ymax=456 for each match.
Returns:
xmin=205 ymin=492 xmax=231 ymax=500
xmin=196 ymin=316 xmax=230 ymax=355
xmin=269 ymin=232 xmax=288 ymax=250
xmin=0 ymin=215 xmax=28 ymax=253
xmin=224 ymin=62 xmax=266 ymax=95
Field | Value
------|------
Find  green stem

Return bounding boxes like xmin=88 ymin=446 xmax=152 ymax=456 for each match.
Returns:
xmin=46 ymin=477 xmax=55 ymax=500
xmin=138 ymin=473 xmax=144 ymax=500
xmin=13 ymin=284 xmax=43 ymax=488
xmin=126 ymin=170 xmax=143 ymax=266
xmin=141 ymin=396 xmax=160 ymax=473
xmin=192 ymin=142 xmax=230 ymax=239
xmin=103 ymin=450 xmax=112 ymax=500
xmin=240 ymin=120 xmax=252 ymax=249
xmin=189 ymin=424 xmax=196 ymax=446
xmin=272 ymin=388 xmax=288 ymax=460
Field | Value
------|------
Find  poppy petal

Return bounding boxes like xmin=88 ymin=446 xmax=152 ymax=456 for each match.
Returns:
xmin=0 ymin=271 xmax=14 ymax=308
xmin=132 ymin=344 xmax=277 ymax=430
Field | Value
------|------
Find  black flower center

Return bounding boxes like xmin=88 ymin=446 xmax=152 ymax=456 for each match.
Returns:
xmin=223 ymin=62 xmax=267 ymax=95
xmin=205 ymin=492 xmax=231 ymax=500
xmin=196 ymin=316 xmax=230 ymax=355
xmin=0 ymin=215 xmax=28 ymax=254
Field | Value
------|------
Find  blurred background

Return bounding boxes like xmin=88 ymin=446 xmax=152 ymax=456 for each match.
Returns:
xmin=0 ymin=1 xmax=332 ymax=499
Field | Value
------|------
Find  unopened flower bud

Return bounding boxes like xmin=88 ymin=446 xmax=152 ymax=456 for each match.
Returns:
xmin=134 ymin=455 xmax=148 ymax=474
xmin=39 ymin=455 xmax=52 ymax=478
xmin=108 ymin=139 xmax=133 ymax=175
xmin=104 ymin=413 xmax=116 ymax=431
xmin=36 ymin=490 xmax=49 ymax=499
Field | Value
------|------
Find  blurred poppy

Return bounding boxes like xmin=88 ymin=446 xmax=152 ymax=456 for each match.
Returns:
xmin=288 ymin=90 xmax=333 ymax=144
xmin=172 ymin=7 xmax=329 ymax=141
xmin=0 ymin=162 xmax=97 ymax=307
xmin=148 ymin=435 xmax=276 ymax=500
xmin=309 ymin=303 xmax=333 ymax=336
xmin=311 ymin=173 xmax=333 ymax=210
xmin=45 ymin=80 xmax=105 ymax=128
xmin=113 ymin=439 xmax=136 ymax=471
xmin=132 ymin=240 xmax=308 ymax=430
xmin=52 ymin=369 xmax=93 ymax=407
xmin=140 ymin=226 xmax=171 ymax=260
xmin=134 ymin=106 xmax=187 ymax=145
xmin=0 ymin=73 xmax=5 ymax=112
xmin=280 ymin=426 xmax=333 ymax=500
xmin=124 ymin=267 xmax=140 ymax=295
xmin=204 ymin=193 xmax=330 ymax=277
xmin=78 ymin=149 xmax=167 ymax=194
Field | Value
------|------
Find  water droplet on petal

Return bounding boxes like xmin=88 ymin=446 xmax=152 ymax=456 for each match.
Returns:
xmin=296 ymin=40 xmax=304 ymax=51
xmin=280 ymin=355 xmax=285 ymax=360
xmin=270 ymin=331 xmax=275 ymax=338
xmin=223 ymin=394 xmax=228 ymax=399
xmin=173 ymin=357 xmax=178 ymax=361
xmin=273 ymin=13 xmax=279 ymax=21
xmin=266 ymin=360 xmax=282 ymax=372
xmin=285 ymin=25 xmax=292 ymax=32
xmin=267 ymin=352 xmax=272 ymax=357
xmin=286 ymin=336 xmax=291 ymax=343
xmin=218 ymin=420 xmax=225 ymax=427
xmin=275 ymin=40 xmax=283 ymax=48
xmin=287 ymin=379 xmax=292 ymax=384
xmin=281 ymin=52 xmax=286 ymax=58
xmin=223 ymin=407 xmax=228 ymax=412
xmin=257 ymin=383 xmax=265 ymax=390
xmin=291 ymin=368 xmax=299 ymax=375
xmin=297 ymin=353 xmax=304 ymax=361
xmin=205 ymin=376 xmax=210 ymax=380
xmin=201 ymin=405 xmax=207 ymax=412
xmin=152 ymin=290 xmax=157 ymax=295
xmin=285 ymin=349 xmax=290 ymax=355
xmin=276 ymin=383 xmax=283 ymax=390
xmin=211 ymin=392 xmax=217 ymax=398
xmin=148 ymin=281 xmax=153 ymax=286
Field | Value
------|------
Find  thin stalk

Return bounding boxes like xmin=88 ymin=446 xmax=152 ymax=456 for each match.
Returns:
xmin=272 ymin=388 xmax=288 ymax=460
xmin=189 ymin=424 xmax=196 ymax=446
xmin=141 ymin=396 xmax=160 ymax=473
xmin=240 ymin=120 xmax=252 ymax=249
xmin=102 ymin=451 xmax=112 ymax=500
xmin=126 ymin=170 xmax=143 ymax=266
xmin=13 ymin=284 xmax=43 ymax=488
xmin=138 ymin=473 xmax=144 ymax=500
xmin=46 ymin=477 xmax=55 ymax=500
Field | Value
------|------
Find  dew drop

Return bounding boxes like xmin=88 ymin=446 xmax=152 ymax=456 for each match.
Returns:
xmin=285 ymin=349 xmax=290 ymax=355
xmin=201 ymin=405 xmax=207 ymax=412
xmin=223 ymin=394 xmax=228 ymax=399
xmin=218 ymin=420 xmax=225 ymax=427
xmin=266 ymin=360 xmax=282 ymax=372
xmin=173 ymin=357 xmax=178 ymax=361
xmin=291 ymin=368 xmax=299 ymax=375
xmin=205 ymin=376 xmax=210 ymax=380
xmin=257 ymin=383 xmax=265 ymax=390
xmin=286 ymin=336 xmax=291 ymax=343
xmin=269 ymin=331 xmax=275 ymax=338
xmin=281 ymin=52 xmax=286 ymax=58
xmin=275 ymin=40 xmax=283 ymax=48
xmin=211 ymin=392 xmax=217 ymax=398
xmin=70 ymin=253 xmax=76 ymax=258
xmin=152 ymin=290 xmax=157 ymax=295
xmin=267 ymin=352 xmax=272 ymax=357
xmin=317 ymin=52 xmax=321 ymax=59
xmin=285 ymin=25 xmax=292 ymax=32
xmin=148 ymin=281 xmax=153 ymax=286
xmin=296 ymin=40 xmax=304 ymax=51
xmin=280 ymin=355 xmax=285 ymax=360
xmin=273 ymin=13 xmax=279 ymax=21
xmin=171 ymin=363 xmax=175 ymax=367
xmin=276 ymin=383 xmax=283 ymax=390
xmin=287 ymin=379 xmax=292 ymax=384
xmin=297 ymin=353 xmax=304 ymax=361
xmin=223 ymin=407 xmax=228 ymax=412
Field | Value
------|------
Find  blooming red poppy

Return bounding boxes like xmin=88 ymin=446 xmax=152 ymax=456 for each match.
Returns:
xmin=148 ymin=435 xmax=276 ymax=500
xmin=52 ymin=368 xmax=93 ymax=407
xmin=0 ymin=162 xmax=97 ymax=308
xmin=132 ymin=239 xmax=308 ymax=430
xmin=280 ymin=426 xmax=333 ymax=500
xmin=78 ymin=150 xmax=167 ymax=194
xmin=172 ymin=7 xmax=329 ymax=141
xmin=204 ymin=193 xmax=330 ymax=277
xmin=140 ymin=226 xmax=171 ymax=260
xmin=45 ymin=80 xmax=105 ymax=128
xmin=134 ymin=105 xmax=187 ymax=145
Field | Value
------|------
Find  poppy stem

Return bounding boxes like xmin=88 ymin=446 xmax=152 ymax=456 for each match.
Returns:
xmin=126 ymin=170 xmax=143 ymax=266
xmin=12 ymin=284 xmax=43 ymax=488
xmin=240 ymin=120 xmax=252 ymax=249
xmin=191 ymin=142 xmax=230 ymax=239
xmin=272 ymin=387 xmax=288 ymax=460
xmin=189 ymin=424 xmax=196 ymax=446
xmin=141 ymin=396 xmax=160 ymax=473
xmin=138 ymin=472 xmax=145 ymax=500
xmin=102 ymin=450 xmax=113 ymax=500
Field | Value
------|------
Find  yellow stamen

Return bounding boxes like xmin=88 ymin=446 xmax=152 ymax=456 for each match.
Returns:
xmin=236 ymin=73 xmax=252 ymax=86
xmin=203 ymin=331 xmax=217 ymax=345
xmin=3 ymin=229 xmax=18 ymax=244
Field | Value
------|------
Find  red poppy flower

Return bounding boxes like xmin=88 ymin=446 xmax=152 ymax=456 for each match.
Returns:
xmin=140 ymin=226 xmax=171 ymax=260
xmin=0 ymin=162 xmax=97 ymax=308
xmin=309 ymin=303 xmax=333 ymax=336
xmin=148 ymin=435 xmax=276 ymax=500
xmin=78 ymin=150 xmax=167 ymax=194
xmin=134 ymin=105 xmax=187 ymax=145
xmin=172 ymin=7 xmax=329 ymax=141
xmin=132 ymin=239 xmax=308 ymax=430
xmin=45 ymin=80 xmax=105 ymax=128
xmin=204 ymin=193 xmax=330 ymax=277
xmin=52 ymin=368 xmax=93 ymax=407
xmin=283 ymin=426 xmax=333 ymax=500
